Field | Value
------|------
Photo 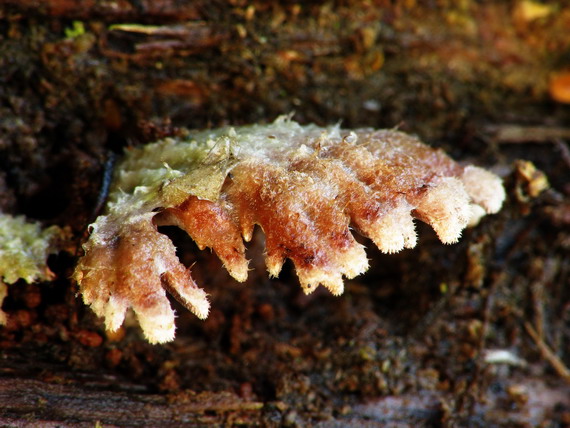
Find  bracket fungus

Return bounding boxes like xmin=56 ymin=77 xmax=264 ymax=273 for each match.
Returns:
xmin=74 ymin=117 xmax=505 ymax=343
xmin=0 ymin=213 xmax=62 ymax=325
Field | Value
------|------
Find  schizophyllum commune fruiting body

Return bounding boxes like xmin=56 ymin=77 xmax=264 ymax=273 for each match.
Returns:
xmin=75 ymin=117 xmax=505 ymax=343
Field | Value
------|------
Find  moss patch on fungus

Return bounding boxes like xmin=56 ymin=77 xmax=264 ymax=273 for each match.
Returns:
xmin=75 ymin=117 xmax=505 ymax=343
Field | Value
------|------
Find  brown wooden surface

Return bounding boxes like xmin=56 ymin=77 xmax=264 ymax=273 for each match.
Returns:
xmin=1 ymin=1 xmax=569 ymax=426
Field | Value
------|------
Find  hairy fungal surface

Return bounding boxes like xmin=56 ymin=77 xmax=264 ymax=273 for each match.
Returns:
xmin=74 ymin=117 xmax=505 ymax=343
xmin=0 ymin=213 xmax=62 ymax=324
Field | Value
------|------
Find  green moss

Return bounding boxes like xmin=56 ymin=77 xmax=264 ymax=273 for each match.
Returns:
xmin=64 ymin=21 xmax=86 ymax=39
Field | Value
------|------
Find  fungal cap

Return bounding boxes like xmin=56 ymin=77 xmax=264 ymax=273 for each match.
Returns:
xmin=75 ymin=118 xmax=506 ymax=343
xmin=461 ymin=166 xmax=506 ymax=215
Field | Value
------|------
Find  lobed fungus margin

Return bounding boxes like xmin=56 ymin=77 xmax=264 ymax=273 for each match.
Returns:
xmin=74 ymin=117 xmax=505 ymax=343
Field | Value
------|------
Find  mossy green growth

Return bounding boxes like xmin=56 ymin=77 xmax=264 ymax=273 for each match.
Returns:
xmin=0 ymin=213 xmax=61 ymax=285
xmin=64 ymin=21 xmax=86 ymax=39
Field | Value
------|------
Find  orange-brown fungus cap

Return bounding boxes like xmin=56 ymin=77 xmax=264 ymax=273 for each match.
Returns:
xmin=74 ymin=117 xmax=505 ymax=343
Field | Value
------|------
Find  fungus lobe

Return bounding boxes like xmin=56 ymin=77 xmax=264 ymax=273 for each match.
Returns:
xmin=74 ymin=117 xmax=505 ymax=343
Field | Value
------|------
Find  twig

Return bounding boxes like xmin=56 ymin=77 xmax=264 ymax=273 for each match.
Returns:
xmin=485 ymin=125 xmax=570 ymax=144
xmin=524 ymin=321 xmax=570 ymax=384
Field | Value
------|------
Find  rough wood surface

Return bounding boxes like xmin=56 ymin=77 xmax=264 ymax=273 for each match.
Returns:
xmin=1 ymin=0 xmax=569 ymax=426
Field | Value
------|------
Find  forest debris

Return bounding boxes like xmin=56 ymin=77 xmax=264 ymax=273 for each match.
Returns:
xmin=483 ymin=349 xmax=527 ymax=367
xmin=464 ymin=240 xmax=487 ymax=288
xmin=525 ymin=321 xmax=570 ymax=384
xmin=514 ymin=160 xmax=549 ymax=202
xmin=506 ymin=383 xmax=529 ymax=406
xmin=0 ymin=377 xmax=263 ymax=426
xmin=104 ymin=22 xmax=228 ymax=60
xmin=167 ymin=390 xmax=263 ymax=413
xmin=544 ymin=203 xmax=570 ymax=226
xmin=486 ymin=125 xmax=570 ymax=143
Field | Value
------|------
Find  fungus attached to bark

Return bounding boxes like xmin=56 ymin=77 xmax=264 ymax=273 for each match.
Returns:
xmin=74 ymin=117 xmax=505 ymax=343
